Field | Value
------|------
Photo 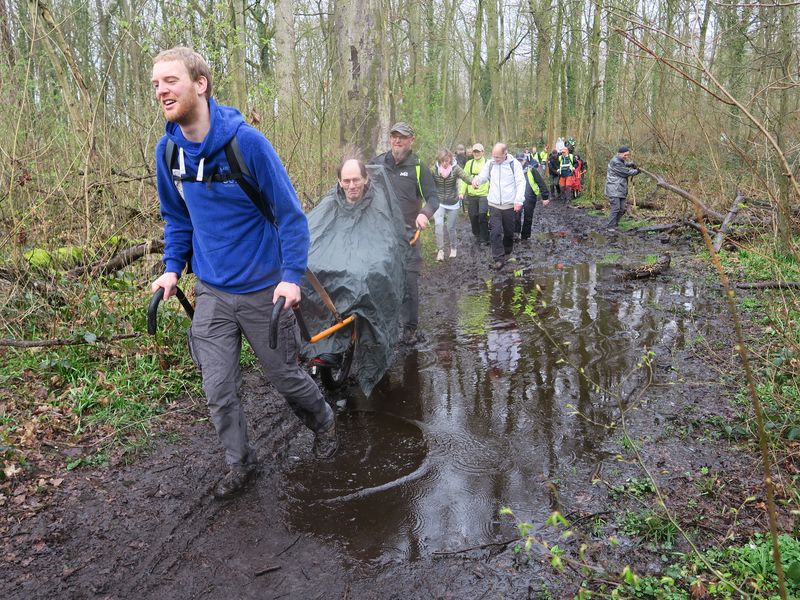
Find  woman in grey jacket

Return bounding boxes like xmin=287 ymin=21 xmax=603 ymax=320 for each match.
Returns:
xmin=431 ymin=149 xmax=473 ymax=261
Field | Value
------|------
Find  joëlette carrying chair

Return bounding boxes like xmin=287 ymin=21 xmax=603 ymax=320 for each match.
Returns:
xmin=146 ymin=269 xmax=357 ymax=390
xmin=147 ymin=229 xmax=420 ymax=391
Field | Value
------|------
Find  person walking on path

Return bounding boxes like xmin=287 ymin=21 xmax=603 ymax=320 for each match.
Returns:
xmin=515 ymin=154 xmax=551 ymax=241
xmin=454 ymin=144 xmax=468 ymax=168
xmin=459 ymin=143 xmax=490 ymax=246
xmin=370 ymin=122 xmax=439 ymax=345
xmin=471 ymin=143 xmax=525 ymax=270
xmin=431 ymin=149 xmax=473 ymax=261
xmin=150 ymin=47 xmax=337 ymax=501
xmin=604 ymin=146 xmax=640 ymax=230
xmin=557 ymin=146 xmax=576 ymax=201
xmin=547 ymin=149 xmax=561 ymax=198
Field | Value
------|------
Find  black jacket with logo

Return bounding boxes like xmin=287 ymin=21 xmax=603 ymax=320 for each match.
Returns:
xmin=370 ymin=151 xmax=440 ymax=228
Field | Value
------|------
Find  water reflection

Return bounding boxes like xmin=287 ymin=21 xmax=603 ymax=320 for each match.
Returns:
xmin=281 ymin=262 xmax=703 ymax=561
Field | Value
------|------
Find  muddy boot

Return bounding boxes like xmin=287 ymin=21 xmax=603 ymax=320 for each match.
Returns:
xmin=313 ymin=417 xmax=338 ymax=459
xmin=213 ymin=463 xmax=258 ymax=500
xmin=400 ymin=325 xmax=419 ymax=346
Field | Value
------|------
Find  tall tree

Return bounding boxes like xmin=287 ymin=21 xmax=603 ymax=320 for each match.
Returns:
xmin=333 ymin=0 xmax=381 ymax=155
xmin=274 ymin=0 xmax=296 ymax=119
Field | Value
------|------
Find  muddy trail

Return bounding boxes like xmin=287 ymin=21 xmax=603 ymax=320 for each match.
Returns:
xmin=2 ymin=200 xmax=782 ymax=599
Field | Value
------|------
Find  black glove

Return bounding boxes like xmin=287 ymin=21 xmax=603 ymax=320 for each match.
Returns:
xmin=628 ymin=162 xmax=637 ymax=169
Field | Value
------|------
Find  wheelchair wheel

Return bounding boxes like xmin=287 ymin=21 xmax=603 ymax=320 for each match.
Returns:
xmin=319 ymin=339 xmax=355 ymax=391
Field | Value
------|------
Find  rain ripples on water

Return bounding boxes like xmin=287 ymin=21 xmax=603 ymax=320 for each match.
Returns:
xmin=281 ymin=260 xmax=705 ymax=561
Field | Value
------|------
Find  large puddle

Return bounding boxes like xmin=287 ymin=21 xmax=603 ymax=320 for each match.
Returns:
xmin=280 ymin=261 xmax=705 ymax=561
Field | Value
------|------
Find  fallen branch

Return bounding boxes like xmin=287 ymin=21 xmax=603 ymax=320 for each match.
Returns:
xmin=432 ymin=537 xmax=521 ymax=557
xmin=734 ymin=281 xmax=800 ymax=290
xmin=636 ymin=223 xmax=681 ymax=233
xmin=67 ymin=240 xmax=165 ymax=279
xmin=713 ymin=192 xmax=745 ymax=252
xmin=0 ymin=332 xmax=141 ymax=348
xmin=623 ymin=253 xmax=671 ymax=280
xmin=638 ymin=168 xmax=726 ymax=222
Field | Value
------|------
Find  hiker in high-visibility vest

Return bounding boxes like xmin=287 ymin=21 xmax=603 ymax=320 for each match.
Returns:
xmin=537 ymin=146 xmax=549 ymax=176
xmin=513 ymin=154 xmax=551 ymax=242
xmin=558 ymin=147 xmax=576 ymax=201
xmin=458 ymin=143 xmax=490 ymax=246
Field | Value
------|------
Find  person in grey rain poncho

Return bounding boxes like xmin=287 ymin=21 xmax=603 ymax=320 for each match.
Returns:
xmin=299 ymin=159 xmax=413 ymax=396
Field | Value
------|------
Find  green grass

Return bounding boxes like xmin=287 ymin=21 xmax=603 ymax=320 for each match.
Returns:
xmin=0 ymin=269 xmax=203 ymax=474
xmin=608 ymin=533 xmax=800 ymax=599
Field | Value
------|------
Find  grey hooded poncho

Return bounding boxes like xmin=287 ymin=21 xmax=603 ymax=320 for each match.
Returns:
xmin=299 ymin=165 xmax=413 ymax=396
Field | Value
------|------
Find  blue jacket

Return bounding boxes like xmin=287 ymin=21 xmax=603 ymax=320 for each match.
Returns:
xmin=155 ymin=99 xmax=310 ymax=293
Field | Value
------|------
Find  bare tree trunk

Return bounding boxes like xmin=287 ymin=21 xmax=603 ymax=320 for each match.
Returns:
xmin=274 ymin=0 xmax=296 ymax=124
xmin=485 ymin=0 xmax=503 ymax=139
xmin=469 ymin=0 xmax=484 ymax=141
xmin=585 ymin=0 xmax=601 ymax=198
xmin=374 ymin=0 xmax=391 ymax=154
xmin=547 ymin=1 xmax=563 ymax=144
xmin=29 ymin=0 xmax=92 ymax=131
xmin=0 ymin=0 xmax=14 ymax=67
xmin=773 ymin=3 xmax=797 ymax=252
xmin=229 ymin=0 xmax=248 ymax=111
xmin=334 ymin=0 xmax=380 ymax=155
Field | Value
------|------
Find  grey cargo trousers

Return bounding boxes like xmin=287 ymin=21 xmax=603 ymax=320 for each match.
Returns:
xmin=188 ymin=281 xmax=334 ymax=467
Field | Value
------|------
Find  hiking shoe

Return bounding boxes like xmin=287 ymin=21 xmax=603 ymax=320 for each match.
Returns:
xmin=449 ymin=248 xmax=457 ymax=258
xmin=436 ymin=249 xmax=444 ymax=262
xmin=312 ymin=353 xmax=342 ymax=368
xmin=400 ymin=326 xmax=419 ymax=346
xmin=213 ymin=464 xmax=257 ymax=500
xmin=313 ymin=418 xmax=338 ymax=459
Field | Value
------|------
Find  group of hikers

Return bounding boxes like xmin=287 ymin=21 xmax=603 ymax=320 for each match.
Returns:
xmin=149 ymin=46 xmax=640 ymax=500
xmin=431 ymin=138 xmax=588 ymax=270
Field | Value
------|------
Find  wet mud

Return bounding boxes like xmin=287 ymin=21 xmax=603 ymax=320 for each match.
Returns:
xmin=2 ymin=200 xmax=784 ymax=599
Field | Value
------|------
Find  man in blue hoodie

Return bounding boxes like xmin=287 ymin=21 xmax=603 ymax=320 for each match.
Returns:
xmin=149 ymin=47 xmax=336 ymax=500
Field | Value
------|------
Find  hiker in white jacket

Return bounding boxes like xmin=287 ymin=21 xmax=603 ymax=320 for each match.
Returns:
xmin=471 ymin=143 xmax=525 ymax=269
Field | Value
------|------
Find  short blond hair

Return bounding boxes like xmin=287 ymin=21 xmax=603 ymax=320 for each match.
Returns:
xmin=153 ymin=47 xmax=213 ymax=98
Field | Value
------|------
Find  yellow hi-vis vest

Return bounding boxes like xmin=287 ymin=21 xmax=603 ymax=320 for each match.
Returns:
xmin=526 ymin=169 xmax=540 ymax=196
xmin=537 ymin=150 xmax=548 ymax=163
xmin=460 ymin=157 xmax=489 ymax=196
xmin=559 ymin=153 xmax=575 ymax=174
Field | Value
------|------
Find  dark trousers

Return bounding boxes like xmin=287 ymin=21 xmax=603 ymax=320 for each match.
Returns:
xmin=607 ymin=197 xmax=627 ymax=228
xmin=514 ymin=195 xmax=538 ymax=239
xmin=401 ymin=246 xmax=423 ymax=329
xmin=489 ymin=207 xmax=516 ymax=261
xmin=466 ymin=195 xmax=489 ymax=244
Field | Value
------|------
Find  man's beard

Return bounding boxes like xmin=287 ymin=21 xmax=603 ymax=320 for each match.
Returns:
xmin=391 ymin=147 xmax=410 ymax=162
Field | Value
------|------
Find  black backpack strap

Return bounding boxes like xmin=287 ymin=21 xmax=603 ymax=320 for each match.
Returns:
xmin=165 ymin=139 xmax=176 ymax=170
xmin=223 ymin=136 xmax=276 ymax=226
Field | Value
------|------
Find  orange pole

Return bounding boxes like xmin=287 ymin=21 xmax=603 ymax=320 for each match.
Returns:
xmin=309 ymin=316 xmax=355 ymax=344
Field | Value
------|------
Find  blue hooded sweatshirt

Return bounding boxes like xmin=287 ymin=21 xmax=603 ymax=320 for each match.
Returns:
xmin=155 ymin=98 xmax=309 ymax=293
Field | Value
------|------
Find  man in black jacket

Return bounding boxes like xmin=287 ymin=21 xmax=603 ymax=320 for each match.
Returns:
xmin=371 ymin=122 xmax=439 ymax=345
xmin=514 ymin=154 xmax=551 ymax=241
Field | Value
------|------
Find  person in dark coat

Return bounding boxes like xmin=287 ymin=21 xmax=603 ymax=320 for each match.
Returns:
xmin=370 ymin=122 xmax=439 ymax=345
xmin=604 ymin=146 xmax=640 ymax=230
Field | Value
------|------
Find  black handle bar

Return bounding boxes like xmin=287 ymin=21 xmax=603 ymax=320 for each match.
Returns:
xmin=269 ymin=296 xmax=286 ymax=349
xmin=147 ymin=286 xmax=195 ymax=335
